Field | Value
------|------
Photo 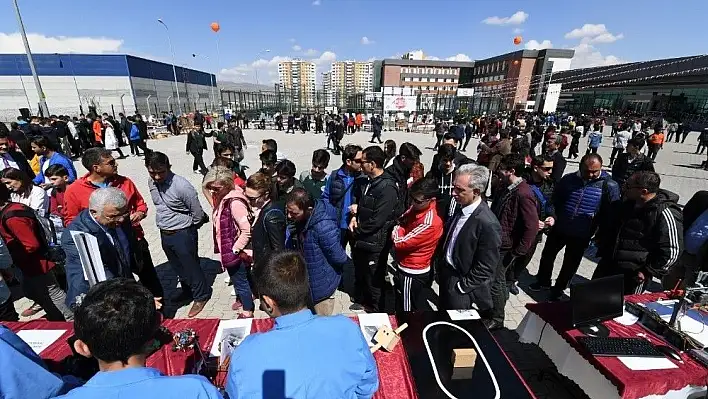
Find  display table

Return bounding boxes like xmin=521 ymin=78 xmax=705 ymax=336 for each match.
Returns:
xmin=517 ymin=293 xmax=708 ymax=399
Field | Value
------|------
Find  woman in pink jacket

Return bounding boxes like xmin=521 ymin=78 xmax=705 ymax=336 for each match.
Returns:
xmin=203 ymin=167 xmax=255 ymax=317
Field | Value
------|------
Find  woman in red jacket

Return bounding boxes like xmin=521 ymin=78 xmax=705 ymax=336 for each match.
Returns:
xmin=0 ymin=183 xmax=72 ymax=321
xmin=391 ymin=177 xmax=443 ymax=311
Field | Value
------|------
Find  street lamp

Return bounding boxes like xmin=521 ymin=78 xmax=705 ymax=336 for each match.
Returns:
xmin=192 ymin=53 xmax=216 ymax=112
xmin=157 ymin=18 xmax=182 ymax=115
xmin=56 ymin=52 xmax=83 ymax=114
xmin=13 ymin=0 xmax=49 ymax=116
xmin=255 ymin=49 xmax=271 ymax=86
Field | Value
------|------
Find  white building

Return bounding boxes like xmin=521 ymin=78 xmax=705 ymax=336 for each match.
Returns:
xmin=0 ymin=53 xmax=217 ymax=120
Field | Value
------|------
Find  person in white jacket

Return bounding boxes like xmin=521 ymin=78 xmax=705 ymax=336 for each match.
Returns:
xmin=102 ymin=120 xmax=126 ymax=159
xmin=610 ymin=125 xmax=632 ymax=166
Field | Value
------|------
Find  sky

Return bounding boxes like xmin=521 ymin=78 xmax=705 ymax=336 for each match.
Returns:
xmin=1 ymin=0 xmax=706 ymax=86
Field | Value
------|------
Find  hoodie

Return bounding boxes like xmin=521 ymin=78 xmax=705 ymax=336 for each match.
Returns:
xmin=598 ymin=189 xmax=683 ymax=276
xmin=352 ymin=171 xmax=399 ymax=253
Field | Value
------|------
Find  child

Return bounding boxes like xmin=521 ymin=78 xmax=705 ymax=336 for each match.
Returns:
xmin=46 ymin=164 xmax=70 ymax=241
xmin=57 ymin=278 xmax=223 ymax=398
xmin=586 ymin=125 xmax=603 ymax=155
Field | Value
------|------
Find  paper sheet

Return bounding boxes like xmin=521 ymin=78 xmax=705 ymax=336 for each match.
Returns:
xmin=618 ymin=356 xmax=679 ymax=371
xmin=209 ymin=318 xmax=253 ymax=357
xmin=357 ymin=313 xmax=392 ymax=347
xmin=70 ymin=231 xmax=106 ymax=285
xmin=613 ymin=311 xmax=639 ymax=326
xmin=16 ymin=329 xmax=66 ymax=355
xmin=447 ymin=310 xmax=481 ymax=320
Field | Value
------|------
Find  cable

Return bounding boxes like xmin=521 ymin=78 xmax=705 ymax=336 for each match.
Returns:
xmin=422 ymin=321 xmax=500 ymax=399
xmin=537 ymin=321 xmax=549 ymax=347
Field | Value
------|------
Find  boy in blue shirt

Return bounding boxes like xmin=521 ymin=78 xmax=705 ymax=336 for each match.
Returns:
xmin=57 ymin=278 xmax=223 ymax=399
xmin=226 ymin=251 xmax=378 ymax=399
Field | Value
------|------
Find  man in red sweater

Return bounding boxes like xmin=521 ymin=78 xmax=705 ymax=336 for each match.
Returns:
xmin=63 ymin=148 xmax=163 ymax=298
xmin=391 ymin=177 xmax=443 ymax=311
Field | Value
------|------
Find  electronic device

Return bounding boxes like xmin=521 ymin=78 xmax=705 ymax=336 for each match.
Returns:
xmin=577 ymin=337 xmax=665 ymax=357
xmin=655 ymin=345 xmax=682 ymax=362
xmin=688 ymin=349 xmax=708 ymax=367
xmin=571 ymin=275 xmax=625 ymax=336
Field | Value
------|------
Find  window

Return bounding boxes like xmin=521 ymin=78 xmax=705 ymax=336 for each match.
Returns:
xmin=413 ymin=77 xmax=420 ymax=82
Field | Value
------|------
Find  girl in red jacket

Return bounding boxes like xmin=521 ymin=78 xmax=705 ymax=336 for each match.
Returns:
xmin=391 ymin=177 xmax=443 ymax=311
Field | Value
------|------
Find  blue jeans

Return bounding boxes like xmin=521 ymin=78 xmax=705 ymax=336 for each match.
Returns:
xmin=160 ymin=226 xmax=212 ymax=302
xmin=227 ymin=261 xmax=254 ymax=312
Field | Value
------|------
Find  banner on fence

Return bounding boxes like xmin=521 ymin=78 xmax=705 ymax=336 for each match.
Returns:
xmin=383 ymin=95 xmax=417 ymax=112
xmin=456 ymin=88 xmax=475 ymax=97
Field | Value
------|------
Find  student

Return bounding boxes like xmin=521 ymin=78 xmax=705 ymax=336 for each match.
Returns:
xmin=30 ymin=136 xmax=77 ymax=186
xmin=46 ymin=164 xmax=71 ymax=240
xmin=225 ymin=251 xmax=377 ymax=399
xmin=299 ymin=149 xmax=330 ymax=200
xmin=186 ymin=123 xmax=208 ymax=175
xmin=56 ymin=278 xmax=223 ymax=399
xmin=1 ymin=167 xmax=48 ymax=216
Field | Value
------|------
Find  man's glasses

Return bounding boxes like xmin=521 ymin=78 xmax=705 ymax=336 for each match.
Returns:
xmin=539 ymin=166 xmax=553 ymax=172
xmin=245 ymin=193 xmax=263 ymax=201
xmin=410 ymin=196 xmax=430 ymax=205
xmin=351 ymin=158 xmax=363 ymax=164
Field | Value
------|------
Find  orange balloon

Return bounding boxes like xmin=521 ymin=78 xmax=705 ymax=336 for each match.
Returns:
xmin=513 ymin=36 xmax=522 ymax=45
xmin=210 ymin=22 xmax=220 ymax=33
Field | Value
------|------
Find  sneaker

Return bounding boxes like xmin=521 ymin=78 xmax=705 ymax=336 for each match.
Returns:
xmin=349 ymin=303 xmax=365 ymax=311
xmin=509 ymin=282 xmax=520 ymax=295
xmin=528 ymin=282 xmax=550 ymax=292
xmin=548 ymin=290 xmax=563 ymax=302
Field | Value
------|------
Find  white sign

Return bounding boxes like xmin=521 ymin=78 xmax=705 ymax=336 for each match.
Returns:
xmin=456 ymin=88 xmax=475 ymax=97
xmin=16 ymin=329 xmax=67 ymax=355
xmin=383 ymin=95 xmax=417 ymax=112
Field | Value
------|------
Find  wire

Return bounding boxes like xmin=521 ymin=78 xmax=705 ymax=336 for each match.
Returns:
xmin=537 ymin=321 xmax=549 ymax=347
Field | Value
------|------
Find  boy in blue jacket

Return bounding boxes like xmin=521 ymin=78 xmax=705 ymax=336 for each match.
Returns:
xmin=31 ymin=136 xmax=77 ymax=186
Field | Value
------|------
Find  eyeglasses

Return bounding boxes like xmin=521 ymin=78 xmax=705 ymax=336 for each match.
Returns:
xmin=410 ymin=196 xmax=431 ymax=205
xmin=245 ymin=193 xmax=263 ymax=201
xmin=351 ymin=158 xmax=363 ymax=164
xmin=539 ymin=166 xmax=553 ymax=172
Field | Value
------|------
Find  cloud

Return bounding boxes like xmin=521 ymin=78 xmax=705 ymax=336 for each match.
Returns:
xmin=312 ymin=0 xmax=320 ymax=5
xmin=565 ymin=23 xmax=623 ymax=43
xmin=220 ymin=51 xmax=337 ymax=84
xmin=360 ymin=36 xmax=373 ymax=45
xmin=0 ymin=32 xmax=123 ymax=53
xmin=288 ymin=38 xmax=296 ymax=43
xmin=512 ymin=28 xmax=524 ymax=34
xmin=570 ymin=43 xmax=625 ymax=69
xmin=525 ymin=39 xmax=553 ymax=50
xmin=482 ymin=11 xmax=528 ymax=26
xmin=446 ymin=54 xmax=471 ymax=62
xmin=313 ymin=51 xmax=336 ymax=65
xmin=304 ymin=48 xmax=319 ymax=56
xmin=292 ymin=45 xmax=302 ymax=51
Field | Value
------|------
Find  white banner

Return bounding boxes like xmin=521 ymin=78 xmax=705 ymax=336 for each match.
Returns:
xmin=383 ymin=95 xmax=417 ymax=112
xmin=456 ymin=88 xmax=475 ymax=97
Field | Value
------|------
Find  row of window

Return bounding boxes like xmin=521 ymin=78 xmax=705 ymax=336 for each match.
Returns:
xmin=408 ymin=86 xmax=456 ymax=91
xmin=401 ymin=67 xmax=458 ymax=75
xmin=473 ymin=75 xmax=505 ymax=83
xmin=474 ymin=61 xmax=509 ymax=75
xmin=403 ymin=77 xmax=458 ymax=83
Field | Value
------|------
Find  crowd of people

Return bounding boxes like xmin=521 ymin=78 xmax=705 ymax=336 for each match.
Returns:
xmin=1 ymin=107 xmax=707 ymax=398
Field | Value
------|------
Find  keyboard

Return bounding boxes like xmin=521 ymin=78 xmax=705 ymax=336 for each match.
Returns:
xmin=577 ymin=337 xmax=665 ymax=357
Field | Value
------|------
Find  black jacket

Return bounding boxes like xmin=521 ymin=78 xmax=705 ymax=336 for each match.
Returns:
xmin=549 ymin=150 xmax=567 ymax=183
xmin=611 ymin=153 xmax=655 ymax=188
xmin=137 ymin=120 xmax=149 ymax=140
xmin=598 ymin=189 xmax=683 ymax=276
xmin=385 ymin=157 xmax=413 ymax=218
xmin=440 ymin=201 xmax=502 ymax=311
xmin=352 ymin=171 xmax=399 ymax=253
xmin=252 ymin=201 xmax=286 ymax=267
xmin=426 ymin=167 xmax=456 ymax=222
xmin=186 ymin=130 xmax=207 ymax=154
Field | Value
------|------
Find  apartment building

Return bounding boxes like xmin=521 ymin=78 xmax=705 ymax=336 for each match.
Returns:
xmin=379 ymin=58 xmax=475 ymax=96
xmin=278 ymin=60 xmax=316 ymax=107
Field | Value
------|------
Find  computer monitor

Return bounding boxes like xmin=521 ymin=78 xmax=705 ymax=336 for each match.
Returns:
xmin=571 ymin=275 xmax=624 ymax=335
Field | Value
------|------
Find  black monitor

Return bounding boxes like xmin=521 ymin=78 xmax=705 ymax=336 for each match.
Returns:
xmin=571 ymin=275 xmax=624 ymax=336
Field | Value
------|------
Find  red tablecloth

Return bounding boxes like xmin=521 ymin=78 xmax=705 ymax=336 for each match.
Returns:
xmin=3 ymin=319 xmax=220 ymax=376
xmin=4 ymin=315 xmax=418 ymax=399
xmin=526 ymin=293 xmax=708 ymax=399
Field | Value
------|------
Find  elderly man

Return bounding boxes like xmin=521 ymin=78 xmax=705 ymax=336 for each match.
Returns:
xmin=62 ymin=188 xmax=145 ymax=309
xmin=439 ymin=164 xmax=502 ymax=326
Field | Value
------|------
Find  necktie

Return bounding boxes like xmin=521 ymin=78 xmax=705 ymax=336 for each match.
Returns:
xmin=443 ymin=208 xmax=463 ymax=252
xmin=108 ymin=228 xmax=129 ymax=273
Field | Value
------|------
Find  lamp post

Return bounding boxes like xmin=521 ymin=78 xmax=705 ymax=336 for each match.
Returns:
xmin=255 ymin=49 xmax=271 ymax=86
xmin=192 ymin=53 xmax=216 ymax=112
xmin=157 ymin=18 xmax=182 ymax=115
xmin=57 ymin=53 xmax=83 ymax=114
xmin=13 ymin=0 xmax=49 ymax=116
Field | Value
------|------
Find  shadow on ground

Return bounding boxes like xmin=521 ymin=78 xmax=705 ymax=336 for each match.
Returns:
xmin=155 ymin=258 xmax=223 ymax=318
xmin=493 ymin=329 xmax=590 ymax=399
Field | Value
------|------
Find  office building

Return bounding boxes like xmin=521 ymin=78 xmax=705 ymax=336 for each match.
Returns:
xmin=0 ymin=53 xmax=217 ymax=121
xmin=278 ymin=60 xmax=316 ymax=108
xmin=379 ymin=58 xmax=475 ymax=96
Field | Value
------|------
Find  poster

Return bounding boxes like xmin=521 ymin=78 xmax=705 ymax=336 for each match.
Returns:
xmin=383 ymin=95 xmax=417 ymax=112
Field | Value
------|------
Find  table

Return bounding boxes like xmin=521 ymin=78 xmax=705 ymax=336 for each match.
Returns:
xmin=517 ymin=294 xmax=708 ymax=399
xmin=397 ymin=312 xmax=536 ymax=399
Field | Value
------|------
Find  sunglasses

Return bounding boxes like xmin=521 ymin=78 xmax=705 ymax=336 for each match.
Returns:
xmin=410 ymin=196 xmax=431 ymax=205
xmin=351 ymin=158 xmax=363 ymax=164
xmin=245 ymin=193 xmax=264 ymax=201
xmin=539 ymin=166 xmax=553 ymax=172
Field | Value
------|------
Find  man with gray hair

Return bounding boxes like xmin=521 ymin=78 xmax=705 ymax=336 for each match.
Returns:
xmin=438 ymin=164 xmax=502 ymax=328
xmin=62 ymin=187 xmax=145 ymax=309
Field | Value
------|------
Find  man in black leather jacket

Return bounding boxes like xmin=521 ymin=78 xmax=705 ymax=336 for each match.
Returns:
xmin=348 ymin=146 xmax=399 ymax=312
xmin=246 ymin=172 xmax=286 ymax=269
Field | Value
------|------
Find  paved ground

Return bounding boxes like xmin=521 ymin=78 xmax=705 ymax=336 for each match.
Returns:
xmin=11 ymin=125 xmax=708 ymax=398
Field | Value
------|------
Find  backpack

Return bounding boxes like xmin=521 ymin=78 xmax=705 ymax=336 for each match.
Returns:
xmin=0 ymin=204 xmax=65 ymax=264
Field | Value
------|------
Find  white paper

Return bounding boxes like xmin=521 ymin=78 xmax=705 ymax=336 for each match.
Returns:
xmin=209 ymin=318 xmax=253 ymax=357
xmin=357 ymin=313 xmax=392 ymax=347
xmin=447 ymin=309 xmax=481 ymax=320
xmin=613 ymin=311 xmax=639 ymax=326
xmin=16 ymin=329 xmax=66 ymax=355
xmin=618 ymin=356 xmax=679 ymax=371
xmin=70 ymin=231 xmax=106 ymax=285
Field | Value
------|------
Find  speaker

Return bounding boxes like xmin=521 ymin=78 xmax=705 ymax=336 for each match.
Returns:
xmin=18 ymin=108 xmax=30 ymax=120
